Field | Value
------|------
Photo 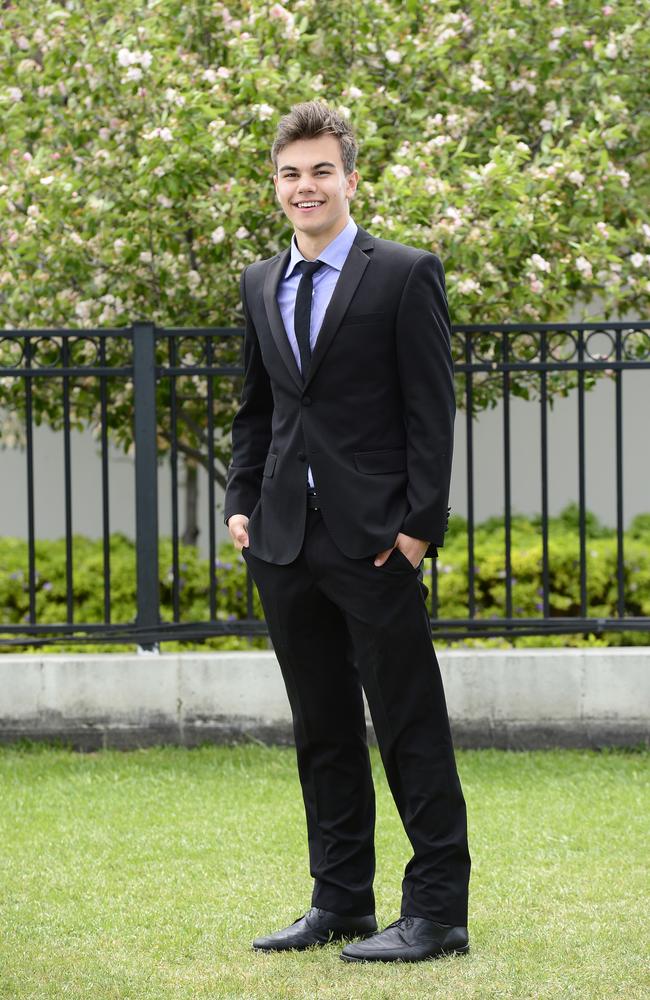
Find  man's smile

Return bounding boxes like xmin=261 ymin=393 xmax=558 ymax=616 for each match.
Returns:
xmin=292 ymin=200 xmax=325 ymax=212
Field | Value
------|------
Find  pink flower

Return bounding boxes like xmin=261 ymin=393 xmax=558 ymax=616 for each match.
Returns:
xmin=602 ymin=4 xmax=614 ymax=14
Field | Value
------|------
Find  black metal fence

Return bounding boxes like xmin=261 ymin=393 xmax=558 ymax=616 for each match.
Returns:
xmin=1 ymin=322 xmax=649 ymax=647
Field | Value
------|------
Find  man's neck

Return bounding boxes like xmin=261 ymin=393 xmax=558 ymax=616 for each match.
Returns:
xmin=294 ymin=215 xmax=350 ymax=261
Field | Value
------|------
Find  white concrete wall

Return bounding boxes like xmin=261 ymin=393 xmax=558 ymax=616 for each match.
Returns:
xmin=0 ymin=427 xmax=232 ymax=557
xmin=452 ymin=370 xmax=650 ymax=529
xmin=1 ymin=649 xmax=648 ymax=750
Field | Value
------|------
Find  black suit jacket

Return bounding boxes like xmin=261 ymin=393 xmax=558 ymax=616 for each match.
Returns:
xmin=224 ymin=224 xmax=455 ymax=563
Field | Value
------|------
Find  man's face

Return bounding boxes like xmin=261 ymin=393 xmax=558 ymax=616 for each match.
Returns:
xmin=273 ymin=134 xmax=359 ymax=244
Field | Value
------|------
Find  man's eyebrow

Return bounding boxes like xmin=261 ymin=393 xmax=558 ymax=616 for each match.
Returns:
xmin=278 ymin=161 xmax=337 ymax=173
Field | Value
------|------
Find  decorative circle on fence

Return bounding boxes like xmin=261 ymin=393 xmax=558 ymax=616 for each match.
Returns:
xmin=0 ymin=337 xmax=25 ymax=368
xmin=68 ymin=337 xmax=100 ymax=367
xmin=547 ymin=330 xmax=579 ymax=362
xmin=584 ymin=329 xmax=617 ymax=362
xmin=469 ymin=332 xmax=504 ymax=364
xmin=622 ymin=329 xmax=650 ymax=361
xmin=508 ymin=331 xmax=543 ymax=363
xmin=31 ymin=336 xmax=63 ymax=368
xmin=174 ymin=337 xmax=208 ymax=368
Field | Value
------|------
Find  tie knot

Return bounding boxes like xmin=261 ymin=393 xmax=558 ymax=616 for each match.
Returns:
xmin=297 ymin=259 xmax=323 ymax=279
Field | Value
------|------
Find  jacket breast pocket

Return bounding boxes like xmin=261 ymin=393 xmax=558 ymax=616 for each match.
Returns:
xmin=353 ymin=449 xmax=407 ymax=474
xmin=340 ymin=312 xmax=385 ymax=327
xmin=263 ymin=452 xmax=278 ymax=477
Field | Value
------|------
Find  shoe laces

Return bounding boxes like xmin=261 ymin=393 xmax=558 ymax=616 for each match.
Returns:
xmin=386 ymin=916 xmax=414 ymax=931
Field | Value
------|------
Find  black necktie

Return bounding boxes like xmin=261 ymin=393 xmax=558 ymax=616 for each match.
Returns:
xmin=294 ymin=259 xmax=323 ymax=378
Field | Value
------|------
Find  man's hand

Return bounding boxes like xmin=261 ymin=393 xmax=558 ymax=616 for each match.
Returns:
xmin=374 ymin=532 xmax=429 ymax=569
xmin=227 ymin=514 xmax=250 ymax=552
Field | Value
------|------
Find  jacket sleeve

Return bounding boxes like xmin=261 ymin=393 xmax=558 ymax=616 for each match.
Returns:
xmin=395 ymin=252 xmax=455 ymax=552
xmin=223 ymin=266 xmax=274 ymax=526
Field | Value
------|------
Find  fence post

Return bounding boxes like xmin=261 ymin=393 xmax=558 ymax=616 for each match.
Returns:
xmin=132 ymin=321 xmax=160 ymax=651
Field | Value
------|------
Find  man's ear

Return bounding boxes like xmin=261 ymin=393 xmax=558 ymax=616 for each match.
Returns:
xmin=346 ymin=169 xmax=360 ymax=200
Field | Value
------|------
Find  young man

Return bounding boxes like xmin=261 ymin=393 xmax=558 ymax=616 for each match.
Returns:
xmin=224 ymin=101 xmax=471 ymax=963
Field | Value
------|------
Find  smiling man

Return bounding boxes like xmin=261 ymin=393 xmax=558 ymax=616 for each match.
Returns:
xmin=224 ymin=101 xmax=471 ymax=963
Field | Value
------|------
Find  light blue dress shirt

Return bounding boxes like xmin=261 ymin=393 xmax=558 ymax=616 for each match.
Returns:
xmin=277 ymin=215 xmax=358 ymax=489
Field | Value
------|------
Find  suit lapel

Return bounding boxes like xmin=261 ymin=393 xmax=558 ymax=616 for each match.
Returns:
xmin=304 ymin=232 xmax=372 ymax=388
xmin=262 ymin=247 xmax=303 ymax=390
xmin=262 ymin=226 xmax=375 ymax=390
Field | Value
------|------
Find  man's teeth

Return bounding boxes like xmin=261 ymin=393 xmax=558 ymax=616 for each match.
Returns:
xmin=296 ymin=201 xmax=322 ymax=208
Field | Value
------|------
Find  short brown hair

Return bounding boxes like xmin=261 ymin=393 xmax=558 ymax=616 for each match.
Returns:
xmin=271 ymin=101 xmax=358 ymax=175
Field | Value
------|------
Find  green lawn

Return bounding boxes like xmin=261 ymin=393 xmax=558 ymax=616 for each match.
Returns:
xmin=0 ymin=745 xmax=647 ymax=1000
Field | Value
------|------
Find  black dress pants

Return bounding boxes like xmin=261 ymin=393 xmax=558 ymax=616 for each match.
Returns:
xmin=242 ymin=506 xmax=470 ymax=925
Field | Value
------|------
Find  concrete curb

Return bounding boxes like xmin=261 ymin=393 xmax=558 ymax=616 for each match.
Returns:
xmin=0 ymin=649 xmax=648 ymax=750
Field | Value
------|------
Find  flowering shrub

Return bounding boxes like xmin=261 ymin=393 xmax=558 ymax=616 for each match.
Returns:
xmin=0 ymin=0 xmax=648 ymax=450
xmin=2 ymin=0 xmax=647 ymax=329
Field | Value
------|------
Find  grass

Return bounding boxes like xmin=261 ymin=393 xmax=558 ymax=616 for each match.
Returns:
xmin=0 ymin=744 xmax=648 ymax=1000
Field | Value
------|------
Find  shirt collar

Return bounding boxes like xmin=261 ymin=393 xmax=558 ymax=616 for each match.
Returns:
xmin=285 ymin=216 xmax=358 ymax=279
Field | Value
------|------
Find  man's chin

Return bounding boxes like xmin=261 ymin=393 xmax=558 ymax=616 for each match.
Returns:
xmin=293 ymin=215 xmax=327 ymax=232
xmin=292 ymin=213 xmax=347 ymax=238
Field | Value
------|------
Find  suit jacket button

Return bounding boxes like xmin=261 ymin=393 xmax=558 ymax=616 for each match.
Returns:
xmin=297 ymin=452 xmax=306 ymax=462
xmin=301 ymin=395 xmax=312 ymax=406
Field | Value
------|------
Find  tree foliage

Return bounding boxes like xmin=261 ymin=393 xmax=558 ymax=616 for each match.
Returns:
xmin=0 ymin=0 xmax=648 ymax=455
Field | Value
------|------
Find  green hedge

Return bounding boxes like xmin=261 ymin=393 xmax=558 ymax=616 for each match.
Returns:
xmin=0 ymin=535 xmax=267 ymax=653
xmin=1 ymin=506 xmax=649 ymax=652
xmin=438 ymin=505 xmax=650 ymax=648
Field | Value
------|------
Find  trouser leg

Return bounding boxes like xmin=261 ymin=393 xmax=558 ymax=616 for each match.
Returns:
xmin=343 ymin=595 xmax=470 ymax=924
xmin=243 ymin=538 xmax=376 ymax=917
xmin=311 ymin=521 xmax=471 ymax=926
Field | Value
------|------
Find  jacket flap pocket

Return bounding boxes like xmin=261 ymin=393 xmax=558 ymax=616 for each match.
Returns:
xmin=341 ymin=312 xmax=384 ymax=326
xmin=354 ymin=448 xmax=407 ymax=474
xmin=263 ymin=452 xmax=278 ymax=477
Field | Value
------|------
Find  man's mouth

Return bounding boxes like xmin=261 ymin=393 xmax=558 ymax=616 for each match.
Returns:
xmin=293 ymin=201 xmax=324 ymax=211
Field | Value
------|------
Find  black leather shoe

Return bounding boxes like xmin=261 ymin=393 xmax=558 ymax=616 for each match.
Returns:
xmin=340 ymin=915 xmax=469 ymax=963
xmin=252 ymin=907 xmax=377 ymax=952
